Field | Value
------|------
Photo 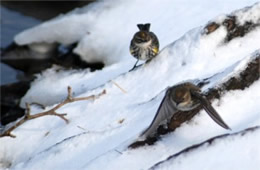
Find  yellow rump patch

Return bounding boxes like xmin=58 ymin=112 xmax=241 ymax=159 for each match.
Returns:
xmin=152 ymin=47 xmax=159 ymax=54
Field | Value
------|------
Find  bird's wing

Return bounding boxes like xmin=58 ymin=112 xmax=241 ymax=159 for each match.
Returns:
xmin=191 ymin=91 xmax=231 ymax=130
xmin=141 ymin=90 xmax=178 ymax=138
xmin=150 ymin=32 xmax=159 ymax=48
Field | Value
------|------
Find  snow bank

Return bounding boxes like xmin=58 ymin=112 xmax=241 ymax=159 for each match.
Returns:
xmin=20 ymin=2 xmax=260 ymax=107
xmin=6 ymin=56 xmax=259 ymax=170
xmin=82 ymin=54 xmax=260 ymax=170
xmin=19 ymin=63 xmax=131 ymax=107
xmin=151 ymin=127 xmax=260 ymax=170
xmin=14 ymin=0 xmax=259 ymax=65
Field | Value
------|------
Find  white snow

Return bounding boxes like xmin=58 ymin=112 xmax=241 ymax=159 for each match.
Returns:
xmin=20 ymin=1 xmax=260 ymax=107
xmin=1 ymin=0 xmax=260 ymax=170
xmin=14 ymin=0 xmax=260 ymax=65
xmin=151 ymin=127 xmax=260 ymax=170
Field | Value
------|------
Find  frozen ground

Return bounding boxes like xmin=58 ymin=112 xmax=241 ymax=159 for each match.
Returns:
xmin=1 ymin=0 xmax=260 ymax=170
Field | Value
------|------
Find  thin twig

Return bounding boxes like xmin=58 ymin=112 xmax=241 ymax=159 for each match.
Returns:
xmin=30 ymin=102 xmax=46 ymax=109
xmin=0 ymin=87 xmax=106 ymax=138
xmin=112 ymin=81 xmax=127 ymax=93
xmin=77 ymin=125 xmax=87 ymax=131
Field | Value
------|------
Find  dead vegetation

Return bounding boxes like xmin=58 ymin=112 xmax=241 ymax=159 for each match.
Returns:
xmin=0 ymin=86 xmax=106 ymax=138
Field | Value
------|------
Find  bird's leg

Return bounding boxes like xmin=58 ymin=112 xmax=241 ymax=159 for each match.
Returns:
xmin=129 ymin=60 xmax=139 ymax=71
xmin=145 ymin=58 xmax=153 ymax=64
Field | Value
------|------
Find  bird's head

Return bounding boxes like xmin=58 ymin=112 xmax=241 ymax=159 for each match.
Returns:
xmin=173 ymin=87 xmax=191 ymax=106
xmin=169 ymin=86 xmax=194 ymax=111
xmin=134 ymin=31 xmax=151 ymax=43
xmin=169 ymin=83 xmax=201 ymax=111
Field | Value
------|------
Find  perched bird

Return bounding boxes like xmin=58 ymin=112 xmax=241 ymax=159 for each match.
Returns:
xmin=141 ymin=82 xmax=231 ymax=138
xmin=129 ymin=23 xmax=159 ymax=70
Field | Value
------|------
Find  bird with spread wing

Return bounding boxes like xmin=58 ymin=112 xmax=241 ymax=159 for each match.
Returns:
xmin=141 ymin=82 xmax=231 ymax=138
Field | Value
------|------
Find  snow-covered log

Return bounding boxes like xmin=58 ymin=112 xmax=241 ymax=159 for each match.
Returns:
xmin=130 ymin=52 xmax=259 ymax=148
xmin=149 ymin=126 xmax=260 ymax=170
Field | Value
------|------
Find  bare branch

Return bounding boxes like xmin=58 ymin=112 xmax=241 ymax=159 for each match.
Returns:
xmin=0 ymin=87 xmax=106 ymax=138
xmin=52 ymin=112 xmax=69 ymax=124
xmin=30 ymin=102 xmax=46 ymax=109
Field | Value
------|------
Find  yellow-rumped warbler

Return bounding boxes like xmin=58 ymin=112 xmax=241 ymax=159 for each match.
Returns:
xmin=130 ymin=23 xmax=159 ymax=70
xmin=141 ymin=82 xmax=231 ymax=138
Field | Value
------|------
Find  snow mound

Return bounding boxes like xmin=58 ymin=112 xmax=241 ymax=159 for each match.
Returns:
xmin=1 ymin=1 xmax=260 ymax=170
xmin=20 ymin=2 xmax=260 ymax=107
xmin=14 ymin=0 xmax=259 ymax=65
xmin=151 ymin=126 xmax=260 ymax=170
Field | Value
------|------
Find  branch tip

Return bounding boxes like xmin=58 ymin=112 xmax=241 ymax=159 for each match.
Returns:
xmin=25 ymin=103 xmax=31 ymax=119
xmin=53 ymin=112 xmax=69 ymax=124
xmin=67 ymin=86 xmax=73 ymax=100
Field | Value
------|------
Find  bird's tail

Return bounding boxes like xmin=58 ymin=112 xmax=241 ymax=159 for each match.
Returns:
xmin=137 ymin=23 xmax=151 ymax=31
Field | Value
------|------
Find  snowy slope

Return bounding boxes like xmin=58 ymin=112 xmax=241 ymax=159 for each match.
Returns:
xmin=1 ymin=1 xmax=260 ymax=170
xmin=15 ymin=0 xmax=260 ymax=106
xmin=14 ymin=0 xmax=259 ymax=64
xmin=151 ymin=126 xmax=260 ymax=170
